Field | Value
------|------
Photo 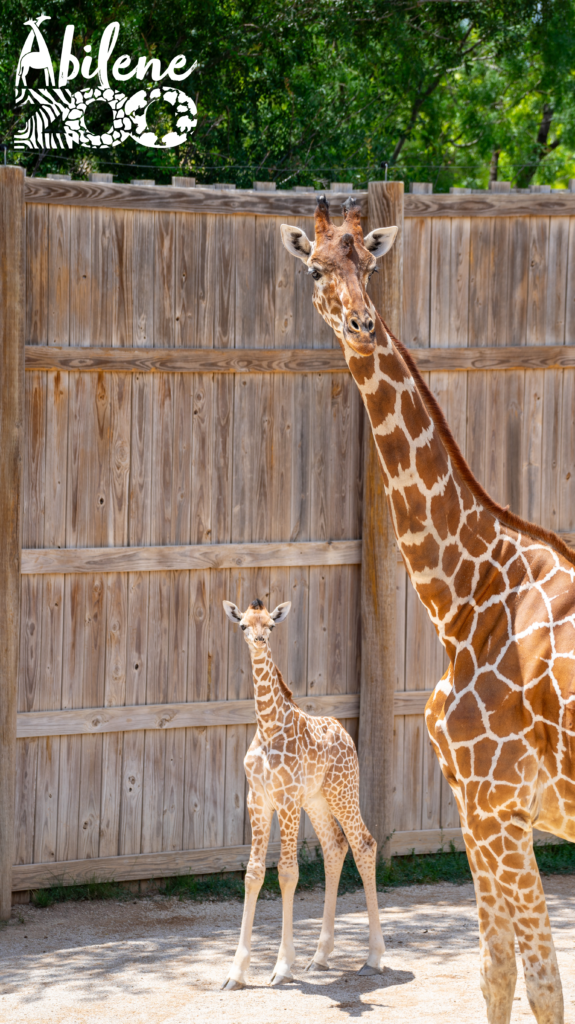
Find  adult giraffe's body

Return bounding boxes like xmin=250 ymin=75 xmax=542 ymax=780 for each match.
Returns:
xmin=281 ymin=195 xmax=574 ymax=1024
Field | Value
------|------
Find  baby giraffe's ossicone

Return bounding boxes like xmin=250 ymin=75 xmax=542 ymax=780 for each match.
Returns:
xmin=221 ymin=597 xmax=385 ymax=989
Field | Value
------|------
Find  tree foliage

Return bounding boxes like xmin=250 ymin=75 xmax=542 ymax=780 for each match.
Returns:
xmin=0 ymin=0 xmax=573 ymax=189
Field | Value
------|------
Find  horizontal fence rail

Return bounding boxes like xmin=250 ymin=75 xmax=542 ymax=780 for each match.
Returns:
xmin=24 ymin=344 xmax=575 ymax=374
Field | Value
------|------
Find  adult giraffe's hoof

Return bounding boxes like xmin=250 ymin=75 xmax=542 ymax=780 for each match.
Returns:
xmin=305 ymin=959 xmax=329 ymax=972
xmin=357 ymin=962 xmax=383 ymax=976
xmin=269 ymin=970 xmax=294 ymax=986
xmin=221 ymin=977 xmax=245 ymax=990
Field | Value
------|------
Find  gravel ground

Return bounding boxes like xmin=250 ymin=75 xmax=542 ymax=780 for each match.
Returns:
xmin=1 ymin=876 xmax=574 ymax=1024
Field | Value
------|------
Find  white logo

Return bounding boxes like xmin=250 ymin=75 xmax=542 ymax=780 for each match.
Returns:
xmin=14 ymin=17 xmax=197 ymax=150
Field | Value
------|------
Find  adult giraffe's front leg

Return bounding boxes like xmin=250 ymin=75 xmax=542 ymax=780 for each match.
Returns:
xmin=270 ymin=803 xmax=301 ymax=986
xmin=222 ymin=787 xmax=273 ymax=990
xmin=466 ymin=819 xmax=563 ymax=1024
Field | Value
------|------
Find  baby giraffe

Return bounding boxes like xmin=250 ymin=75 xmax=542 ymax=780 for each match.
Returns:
xmin=221 ymin=598 xmax=385 ymax=989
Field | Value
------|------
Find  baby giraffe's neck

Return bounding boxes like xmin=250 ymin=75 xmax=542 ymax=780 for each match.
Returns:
xmin=249 ymin=646 xmax=294 ymax=743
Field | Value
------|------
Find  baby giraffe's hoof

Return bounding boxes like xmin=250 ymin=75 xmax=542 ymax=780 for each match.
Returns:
xmin=221 ymin=978 xmax=245 ymax=990
xmin=270 ymin=970 xmax=294 ymax=986
xmin=305 ymin=959 xmax=329 ymax=972
xmin=357 ymin=962 xmax=383 ymax=976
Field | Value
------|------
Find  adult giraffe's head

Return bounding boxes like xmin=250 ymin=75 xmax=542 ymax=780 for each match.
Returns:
xmin=280 ymin=194 xmax=397 ymax=356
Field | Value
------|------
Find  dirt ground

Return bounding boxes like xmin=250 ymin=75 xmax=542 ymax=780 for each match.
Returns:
xmin=1 ymin=876 xmax=574 ymax=1024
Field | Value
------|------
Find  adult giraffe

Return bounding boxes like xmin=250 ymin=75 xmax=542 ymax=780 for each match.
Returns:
xmin=281 ymin=193 xmax=574 ymax=1024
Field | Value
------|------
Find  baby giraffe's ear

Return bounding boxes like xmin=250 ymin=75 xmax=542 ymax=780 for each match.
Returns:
xmin=223 ymin=600 xmax=243 ymax=624
xmin=363 ymin=225 xmax=398 ymax=258
xmin=280 ymin=224 xmax=312 ymax=263
xmin=269 ymin=601 xmax=291 ymax=624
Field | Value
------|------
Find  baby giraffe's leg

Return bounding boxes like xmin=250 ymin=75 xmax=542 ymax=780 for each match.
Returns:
xmin=303 ymin=792 xmax=348 ymax=971
xmin=328 ymin=788 xmax=385 ymax=975
xmin=270 ymin=803 xmax=301 ymax=986
xmin=222 ymin=788 xmax=273 ymax=990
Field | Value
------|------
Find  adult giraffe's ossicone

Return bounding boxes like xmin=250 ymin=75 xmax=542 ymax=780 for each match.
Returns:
xmin=281 ymin=193 xmax=574 ymax=1024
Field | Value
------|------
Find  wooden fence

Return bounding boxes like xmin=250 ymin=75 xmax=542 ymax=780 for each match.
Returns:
xmin=1 ymin=171 xmax=575 ymax=907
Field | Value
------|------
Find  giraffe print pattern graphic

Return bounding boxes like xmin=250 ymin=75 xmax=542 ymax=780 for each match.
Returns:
xmin=221 ymin=598 xmax=385 ymax=989
xmin=281 ymin=194 xmax=572 ymax=1024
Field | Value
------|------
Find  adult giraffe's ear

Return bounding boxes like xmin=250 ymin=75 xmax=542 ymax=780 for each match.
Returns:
xmin=363 ymin=226 xmax=398 ymax=258
xmin=280 ymin=225 xmax=312 ymax=263
xmin=269 ymin=601 xmax=291 ymax=624
xmin=223 ymin=600 xmax=243 ymax=624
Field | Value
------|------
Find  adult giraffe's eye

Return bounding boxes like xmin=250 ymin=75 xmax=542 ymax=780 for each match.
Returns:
xmin=240 ymin=624 xmax=247 ymax=631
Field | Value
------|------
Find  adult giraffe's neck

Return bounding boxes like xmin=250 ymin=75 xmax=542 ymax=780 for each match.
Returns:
xmin=249 ymin=647 xmax=294 ymax=742
xmin=344 ymin=314 xmax=502 ymax=652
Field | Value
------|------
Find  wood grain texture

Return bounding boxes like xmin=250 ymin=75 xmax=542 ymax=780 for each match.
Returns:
xmin=0 ymin=167 xmax=25 ymax=918
xmin=358 ymin=181 xmax=403 ymax=861
xmin=24 ymin=179 xmax=368 ymax=217
xmin=11 ymin=826 xmax=564 ymax=890
xmin=21 ymin=539 xmax=362 ymax=574
xmin=404 ymin=193 xmax=575 ymax=218
xmin=25 ymin=343 xmax=575 ymax=374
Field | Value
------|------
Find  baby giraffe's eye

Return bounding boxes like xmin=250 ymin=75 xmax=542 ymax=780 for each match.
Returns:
xmin=309 ymin=268 xmax=322 ymax=280
xmin=240 ymin=624 xmax=247 ymax=631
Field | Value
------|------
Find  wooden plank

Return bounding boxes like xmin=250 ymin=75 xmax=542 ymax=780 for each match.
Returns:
xmin=359 ymin=181 xmax=403 ymax=862
xmin=23 ymin=178 xmax=368 ymax=217
xmin=448 ymin=218 xmax=470 ymax=347
xmin=402 ymin=216 xmax=430 ymax=347
xmin=566 ymin=218 xmax=575 ymax=345
xmin=16 ymin=693 xmax=361 ymax=738
xmin=69 ymin=208 xmax=92 ymax=347
xmin=22 ymin=539 xmax=362 ymax=575
xmin=47 ymin=206 xmax=70 ymax=345
xmin=0 ymin=167 xmax=25 ymax=918
xmin=26 ymin=204 xmax=49 ymax=344
xmin=403 ymin=193 xmax=575 ymax=218
xmin=25 ymin=342 xmax=575 ymax=373
xmin=12 ymin=825 xmax=565 ymax=889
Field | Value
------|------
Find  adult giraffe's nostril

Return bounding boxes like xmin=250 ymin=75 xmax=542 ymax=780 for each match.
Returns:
xmin=350 ymin=318 xmax=360 ymax=332
xmin=367 ymin=318 xmax=374 ymax=332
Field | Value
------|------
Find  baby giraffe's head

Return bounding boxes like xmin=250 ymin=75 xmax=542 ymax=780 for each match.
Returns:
xmin=223 ymin=598 xmax=291 ymax=651
xmin=280 ymin=194 xmax=397 ymax=357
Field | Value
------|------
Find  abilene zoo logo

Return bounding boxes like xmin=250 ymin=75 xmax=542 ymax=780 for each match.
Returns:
xmin=15 ymin=16 xmax=198 ymax=150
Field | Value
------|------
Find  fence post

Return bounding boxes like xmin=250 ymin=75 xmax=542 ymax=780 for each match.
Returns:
xmin=0 ymin=166 xmax=25 ymax=918
xmin=359 ymin=180 xmax=403 ymax=863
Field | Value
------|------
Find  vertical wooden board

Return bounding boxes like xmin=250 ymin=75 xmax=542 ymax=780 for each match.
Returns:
xmin=243 ymin=722 xmax=258 ymax=846
xmin=274 ymin=214 xmax=298 ymax=349
xmin=132 ymin=211 xmax=155 ymax=347
xmin=69 ymin=207 xmax=92 ymax=347
xmin=211 ymin=374 xmax=233 ymax=545
xmin=214 ymin=215 xmax=236 ymax=349
xmin=57 ymin=573 xmax=85 ymax=861
xmin=392 ymin=715 xmax=405 ymax=833
xmin=99 ymin=573 xmax=127 ymax=859
xmin=14 ymin=739 xmax=38 ymax=865
xmin=23 ymin=372 xmax=46 ymax=551
xmin=448 ymin=218 xmax=470 ymax=348
xmin=307 ymin=567 xmax=328 ymax=696
xmin=290 ymin=372 xmax=312 ymax=543
xmin=545 ymin=217 xmax=570 ymax=346
xmin=129 ymin=374 xmax=153 ymax=547
xmin=429 ymin=218 xmax=451 ymax=347
xmin=65 ymin=373 xmax=106 ymax=549
xmin=429 ymin=372 xmax=467 ymax=456
xmin=345 ymin=564 xmax=361 ymax=696
xmin=77 ymin=733 xmax=103 ymax=860
xmin=559 ymin=368 xmax=575 ymax=533
xmin=565 ymin=219 xmax=575 ymax=345
xmin=77 ymin=574 xmax=106 ymax=858
xmin=286 ymin=567 xmax=309 ymax=697
xmin=223 ymin=723 xmax=248 ymax=847
xmin=204 ymin=568 xmax=229 ymax=848
xmin=269 ymin=568 xmax=290 ymax=679
xmin=181 ymin=213 xmax=216 ymax=348
xmin=108 ymin=372 xmax=131 ymax=546
xmin=47 ymin=205 xmax=70 ymax=346
xmin=293 ymin=217 xmax=316 ymax=347
xmin=395 ymin=563 xmax=407 ymax=692
xmin=404 ymin=582 xmax=444 ymax=692
xmin=421 ymin=729 xmax=442 ymax=832
xmin=521 ymin=371 xmax=543 ymax=523
xmin=34 ymin=733 xmax=60 ymax=863
xmin=484 ymin=369 xmax=523 ymax=513
xmin=508 ymin=217 xmax=529 ymax=348
xmin=466 ymin=372 xmax=488 ymax=486
xmin=183 ymin=725 xmax=207 ymax=850
xmin=190 ymin=374 xmax=212 ymax=545
xmin=402 ymin=217 xmax=431 ymax=348
xmin=140 ymin=570 xmax=170 ymax=852
xmin=26 ymin=204 xmax=49 ymax=344
xmin=56 ymin=733 xmax=81 ymax=862
xmin=235 ymin=215 xmax=257 ymax=348
xmin=398 ymin=715 xmax=423 ymax=832
xmin=119 ymin=572 xmax=149 ymax=855
xmin=163 ymin=724 xmax=186 ymax=852
xmin=309 ymin=374 xmax=329 ymax=543
xmin=154 ymin=212 xmax=176 ymax=348
xmin=150 ymin=374 xmax=174 ymax=546
xmin=254 ymin=217 xmax=276 ymax=349
xmin=526 ymin=217 xmax=549 ymax=347
xmin=487 ymin=218 xmax=510 ymax=348
xmin=468 ymin=218 xmax=493 ymax=347
xmin=540 ymin=370 xmax=563 ymax=533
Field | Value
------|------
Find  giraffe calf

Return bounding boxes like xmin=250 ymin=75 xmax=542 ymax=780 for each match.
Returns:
xmin=221 ymin=597 xmax=385 ymax=989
